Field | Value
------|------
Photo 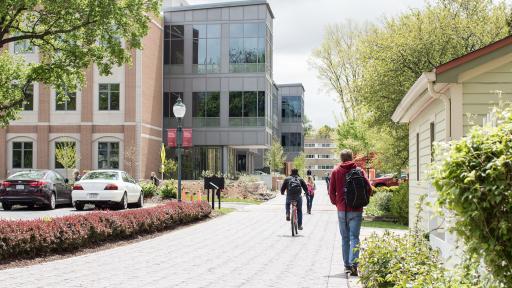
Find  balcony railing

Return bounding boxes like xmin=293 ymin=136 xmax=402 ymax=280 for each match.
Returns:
xmin=229 ymin=117 xmax=265 ymax=127
xmin=193 ymin=117 xmax=220 ymax=128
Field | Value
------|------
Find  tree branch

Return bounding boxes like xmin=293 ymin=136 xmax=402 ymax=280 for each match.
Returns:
xmin=0 ymin=18 xmax=97 ymax=46
xmin=0 ymin=7 xmax=26 ymax=45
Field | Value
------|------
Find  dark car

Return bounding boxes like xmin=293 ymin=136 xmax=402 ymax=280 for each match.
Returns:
xmin=0 ymin=170 xmax=72 ymax=210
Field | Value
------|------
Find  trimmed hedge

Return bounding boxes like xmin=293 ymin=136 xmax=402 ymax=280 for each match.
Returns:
xmin=0 ymin=201 xmax=211 ymax=261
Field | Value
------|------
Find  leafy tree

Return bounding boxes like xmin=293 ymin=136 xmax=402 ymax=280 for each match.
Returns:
xmin=335 ymin=119 xmax=372 ymax=158
xmin=55 ymin=140 xmax=78 ymax=179
xmin=292 ymin=153 xmax=306 ymax=177
xmin=0 ymin=0 xmax=160 ymax=126
xmin=312 ymin=0 xmax=511 ymax=172
xmin=265 ymin=138 xmax=284 ymax=175
xmin=355 ymin=0 xmax=511 ymax=170
xmin=316 ymin=125 xmax=334 ymax=139
xmin=160 ymin=158 xmax=177 ymax=180
xmin=310 ymin=20 xmax=369 ymax=120
xmin=303 ymin=115 xmax=313 ymax=137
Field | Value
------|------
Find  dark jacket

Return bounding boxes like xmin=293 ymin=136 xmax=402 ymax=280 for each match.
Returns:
xmin=328 ymin=161 xmax=372 ymax=212
xmin=281 ymin=175 xmax=308 ymax=198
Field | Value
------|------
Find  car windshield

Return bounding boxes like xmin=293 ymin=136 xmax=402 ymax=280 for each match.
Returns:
xmin=82 ymin=171 xmax=119 ymax=180
xmin=8 ymin=171 xmax=47 ymax=180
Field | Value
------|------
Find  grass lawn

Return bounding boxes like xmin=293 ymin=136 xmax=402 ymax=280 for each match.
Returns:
xmin=214 ymin=207 xmax=236 ymax=215
xmin=221 ymin=198 xmax=263 ymax=204
xmin=361 ymin=220 xmax=408 ymax=230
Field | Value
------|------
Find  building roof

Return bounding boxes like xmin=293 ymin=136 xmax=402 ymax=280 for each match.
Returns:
xmin=436 ymin=35 xmax=512 ymax=75
xmin=392 ymin=36 xmax=512 ymax=123
xmin=276 ymin=83 xmax=305 ymax=91
xmin=165 ymin=0 xmax=274 ymax=18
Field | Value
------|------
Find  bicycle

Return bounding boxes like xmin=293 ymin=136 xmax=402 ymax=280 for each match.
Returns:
xmin=290 ymin=200 xmax=299 ymax=236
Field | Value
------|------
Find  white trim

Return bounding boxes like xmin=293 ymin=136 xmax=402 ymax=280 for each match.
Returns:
xmin=142 ymin=123 xmax=163 ymax=131
xmin=135 ymin=49 xmax=143 ymax=179
xmin=392 ymin=72 xmax=435 ymax=123
xmin=142 ymin=134 xmax=162 ymax=141
xmin=150 ymin=18 xmax=163 ymax=30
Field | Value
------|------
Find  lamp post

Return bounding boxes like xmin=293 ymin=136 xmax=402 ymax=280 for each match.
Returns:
xmin=173 ymin=97 xmax=186 ymax=202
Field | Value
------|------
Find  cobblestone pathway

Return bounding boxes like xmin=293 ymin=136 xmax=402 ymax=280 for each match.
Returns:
xmin=0 ymin=182 xmax=400 ymax=288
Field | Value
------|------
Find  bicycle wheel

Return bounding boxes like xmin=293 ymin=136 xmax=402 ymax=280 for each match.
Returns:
xmin=291 ymin=206 xmax=296 ymax=237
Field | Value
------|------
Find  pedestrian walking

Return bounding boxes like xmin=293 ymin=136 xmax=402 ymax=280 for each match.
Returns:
xmin=305 ymin=176 xmax=315 ymax=214
xmin=150 ymin=171 xmax=160 ymax=186
xmin=328 ymin=149 xmax=372 ymax=277
xmin=73 ymin=169 xmax=81 ymax=182
xmin=325 ymin=172 xmax=330 ymax=186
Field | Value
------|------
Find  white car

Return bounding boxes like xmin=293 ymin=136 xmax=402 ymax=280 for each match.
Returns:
xmin=72 ymin=170 xmax=143 ymax=210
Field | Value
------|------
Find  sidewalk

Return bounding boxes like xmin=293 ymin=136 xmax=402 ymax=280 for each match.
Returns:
xmin=0 ymin=181 xmax=401 ymax=288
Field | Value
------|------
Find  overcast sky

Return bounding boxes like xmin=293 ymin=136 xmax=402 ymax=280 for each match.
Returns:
xmin=186 ymin=0 xmax=426 ymax=128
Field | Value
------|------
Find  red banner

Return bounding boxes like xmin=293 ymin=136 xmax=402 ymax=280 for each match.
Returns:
xmin=167 ymin=129 xmax=192 ymax=148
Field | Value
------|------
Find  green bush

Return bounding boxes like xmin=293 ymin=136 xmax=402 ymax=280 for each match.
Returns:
xmin=366 ymin=191 xmax=393 ymax=217
xmin=373 ymin=185 xmax=399 ymax=194
xmin=139 ymin=181 xmax=158 ymax=198
xmin=433 ymin=107 xmax=512 ymax=286
xmin=359 ymin=197 xmax=486 ymax=288
xmin=390 ymin=184 xmax=408 ymax=225
xmin=159 ymin=180 xmax=177 ymax=199
xmin=359 ymin=230 xmax=443 ymax=288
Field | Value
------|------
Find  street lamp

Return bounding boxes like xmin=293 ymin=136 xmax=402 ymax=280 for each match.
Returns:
xmin=173 ymin=97 xmax=186 ymax=202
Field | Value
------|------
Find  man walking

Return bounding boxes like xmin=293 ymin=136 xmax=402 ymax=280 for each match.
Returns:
xmin=281 ymin=168 xmax=308 ymax=230
xmin=329 ymin=150 xmax=372 ymax=276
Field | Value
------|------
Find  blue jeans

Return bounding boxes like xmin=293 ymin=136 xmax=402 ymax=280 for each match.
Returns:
xmin=337 ymin=211 xmax=363 ymax=267
xmin=305 ymin=194 xmax=314 ymax=212
xmin=285 ymin=197 xmax=303 ymax=227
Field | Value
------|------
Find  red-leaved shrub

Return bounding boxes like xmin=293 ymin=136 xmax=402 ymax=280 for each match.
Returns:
xmin=0 ymin=201 xmax=211 ymax=261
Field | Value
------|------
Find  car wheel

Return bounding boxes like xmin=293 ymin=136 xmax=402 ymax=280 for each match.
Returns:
xmin=135 ymin=193 xmax=143 ymax=208
xmin=75 ymin=202 xmax=85 ymax=211
xmin=2 ymin=203 xmax=12 ymax=211
xmin=46 ymin=193 xmax=56 ymax=210
xmin=118 ymin=193 xmax=128 ymax=210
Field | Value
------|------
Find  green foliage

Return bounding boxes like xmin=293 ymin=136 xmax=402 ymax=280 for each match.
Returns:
xmin=316 ymin=125 xmax=334 ymax=139
xmin=160 ymin=158 xmax=177 ymax=180
xmin=55 ymin=140 xmax=78 ymax=178
xmin=0 ymin=0 xmax=160 ymax=126
xmin=390 ymin=184 xmax=409 ymax=225
xmin=432 ymin=107 xmax=512 ymax=286
xmin=335 ymin=118 xmax=373 ymax=159
xmin=359 ymin=196 xmax=485 ymax=288
xmin=303 ymin=115 xmax=313 ymax=137
xmin=265 ymin=138 xmax=284 ymax=174
xmin=366 ymin=191 xmax=393 ymax=217
xmin=159 ymin=180 xmax=177 ymax=199
xmin=310 ymin=20 xmax=369 ymax=120
xmin=292 ymin=153 xmax=306 ymax=177
xmin=139 ymin=181 xmax=158 ymax=198
xmin=312 ymin=0 xmax=511 ymax=172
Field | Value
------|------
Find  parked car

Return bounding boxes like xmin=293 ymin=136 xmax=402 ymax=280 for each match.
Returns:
xmin=370 ymin=173 xmax=400 ymax=188
xmin=0 ymin=170 xmax=71 ymax=210
xmin=72 ymin=170 xmax=143 ymax=210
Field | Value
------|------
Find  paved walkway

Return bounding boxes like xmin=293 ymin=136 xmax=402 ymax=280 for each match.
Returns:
xmin=0 ymin=182 xmax=399 ymax=287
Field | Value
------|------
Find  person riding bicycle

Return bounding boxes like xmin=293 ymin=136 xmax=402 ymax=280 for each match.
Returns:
xmin=281 ymin=168 xmax=308 ymax=230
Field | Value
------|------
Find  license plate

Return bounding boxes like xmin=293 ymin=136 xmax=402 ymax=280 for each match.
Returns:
xmin=87 ymin=193 xmax=99 ymax=199
xmin=16 ymin=185 xmax=24 ymax=190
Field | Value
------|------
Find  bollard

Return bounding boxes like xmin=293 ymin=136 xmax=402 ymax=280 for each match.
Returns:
xmin=190 ymin=192 xmax=194 ymax=202
xmin=197 ymin=191 xmax=202 ymax=202
xmin=183 ymin=190 xmax=188 ymax=201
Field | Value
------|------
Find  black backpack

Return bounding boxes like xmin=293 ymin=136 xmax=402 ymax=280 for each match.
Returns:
xmin=344 ymin=168 xmax=370 ymax=209
xmin=287 ymin=176 xmax=303 ymax=197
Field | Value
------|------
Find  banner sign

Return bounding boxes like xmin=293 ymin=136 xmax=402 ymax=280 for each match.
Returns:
xmin=167 ymin=129 xmax=192 ymax=147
